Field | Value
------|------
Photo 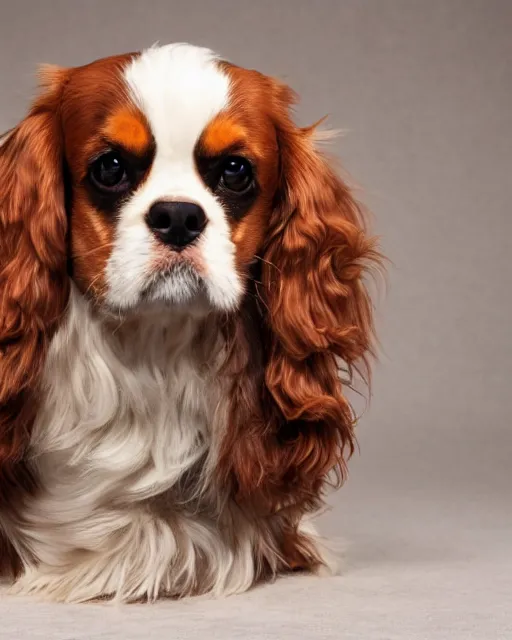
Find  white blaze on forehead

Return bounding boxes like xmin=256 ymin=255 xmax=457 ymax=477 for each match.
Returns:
xmin=123 ymin=43 xmax=229 ymax=160
xmin=105 ymin=43 xmax=243 ymax=312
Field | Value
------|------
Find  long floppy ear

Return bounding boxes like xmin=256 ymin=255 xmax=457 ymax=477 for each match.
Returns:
xmin=0 ymin=69 xmax=69 ymax=572
xmin=219 ymin=82 xmax=382 ymax=517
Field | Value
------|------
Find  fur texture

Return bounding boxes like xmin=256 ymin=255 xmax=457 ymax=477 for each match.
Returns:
xmin=0 ymin=43 xmax=382 ymax=602
xmin=7 ymin=288 xmax=308 ymax=601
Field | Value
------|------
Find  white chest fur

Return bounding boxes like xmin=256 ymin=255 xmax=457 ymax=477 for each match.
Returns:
xmin=11 ymin=287 xmax=270 ymax=602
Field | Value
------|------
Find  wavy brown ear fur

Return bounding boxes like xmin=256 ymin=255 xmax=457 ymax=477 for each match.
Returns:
xmin=219 ymin=81 xmax=382 ymax=523
xmin=0 ymin=72 xmax=69 ymax=575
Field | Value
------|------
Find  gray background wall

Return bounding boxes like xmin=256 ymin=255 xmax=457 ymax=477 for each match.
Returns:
xmin=1 ymin=1 xmax=511 ymax=637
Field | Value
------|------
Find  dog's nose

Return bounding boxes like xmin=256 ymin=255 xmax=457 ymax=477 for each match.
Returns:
xmin=146 ymin=201 xmax=207 ymax=249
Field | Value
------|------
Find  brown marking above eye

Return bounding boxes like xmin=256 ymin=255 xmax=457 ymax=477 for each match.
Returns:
xmin=101 ymin=108 xmax=152 ymax=155
xmin=201 ymin=115 xmax=248 ymax=156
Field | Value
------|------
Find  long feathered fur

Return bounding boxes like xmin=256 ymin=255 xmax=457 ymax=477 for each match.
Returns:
xmin=0 ymin=52 xmax=382 ymax=602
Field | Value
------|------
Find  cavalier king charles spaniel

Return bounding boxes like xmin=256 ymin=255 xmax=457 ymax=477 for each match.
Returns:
xmin=0 ymin=43 xmax=382 ymax=602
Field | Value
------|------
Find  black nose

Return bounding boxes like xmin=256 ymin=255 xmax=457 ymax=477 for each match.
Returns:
xmin=146 ymin=201 xmax=207 ymax=249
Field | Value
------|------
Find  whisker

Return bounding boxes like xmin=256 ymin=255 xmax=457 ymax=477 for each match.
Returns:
xmin=253 ymin=254 xmax=281 ymax=274
xmin=72 ymin=242 xmax=114 ymax=259
xmin=83 ymin=272 xmax=106 ymax=298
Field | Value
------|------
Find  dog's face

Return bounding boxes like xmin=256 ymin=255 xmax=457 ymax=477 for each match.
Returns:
xmin=54 ymin=45 xmax=281 ymax=315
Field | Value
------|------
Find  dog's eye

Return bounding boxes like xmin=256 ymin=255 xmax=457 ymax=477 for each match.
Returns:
xmin=89 ymin=152 xmax=130 ymax=192
xmin=220 ymin=156 xmax=253 ymax=192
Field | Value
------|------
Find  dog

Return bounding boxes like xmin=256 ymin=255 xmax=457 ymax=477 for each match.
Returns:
xmin=0 ymin=43 xmax=381 ymax=602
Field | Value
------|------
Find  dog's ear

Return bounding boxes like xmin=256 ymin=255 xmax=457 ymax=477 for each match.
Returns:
xmin=218 ymin=79 xmax=382 ymax=524
xmin=0 ymin=68 xmax=70 ymax=566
